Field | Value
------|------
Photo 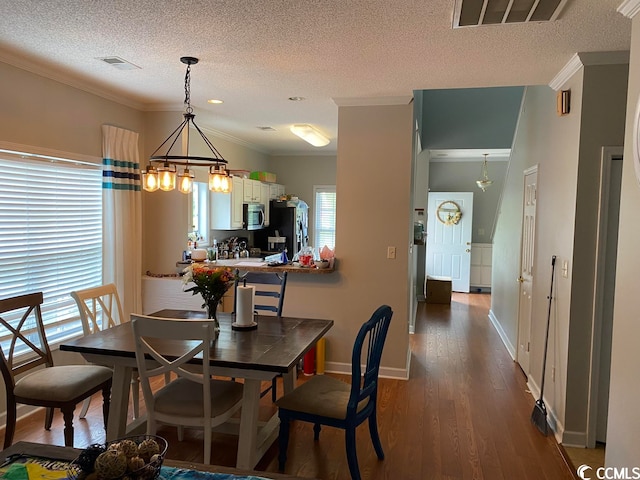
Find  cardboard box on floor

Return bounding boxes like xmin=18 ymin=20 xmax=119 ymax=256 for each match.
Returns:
xmin=426 ymin=276 xmax=452 ymax=304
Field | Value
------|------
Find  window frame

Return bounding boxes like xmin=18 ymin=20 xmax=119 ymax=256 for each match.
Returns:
xmin=313 ymin=185 xmax=336 ymax=251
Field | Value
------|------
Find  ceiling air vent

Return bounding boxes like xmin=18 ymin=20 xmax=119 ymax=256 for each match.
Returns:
xmin=453 ymin=0 xmax=569 ymax=27
xmin=97 ymin=56 xmax=141 ymax=71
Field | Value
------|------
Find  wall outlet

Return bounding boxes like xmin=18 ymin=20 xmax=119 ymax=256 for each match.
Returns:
xmin=387 ymin=246 xmax=396 ymax=259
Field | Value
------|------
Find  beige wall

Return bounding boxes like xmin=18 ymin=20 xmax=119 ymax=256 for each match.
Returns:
xmin=491 ymin=58 xmax=629 ymax=445
xmin=0 ymin=61 xmax=144 ymax=161
xmin=332 ymin=103 xmax=413 ymax=373
xmin=607 ymin=11 xmax=640 ymax=467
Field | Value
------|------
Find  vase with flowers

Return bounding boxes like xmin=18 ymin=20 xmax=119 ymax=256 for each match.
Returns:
xmin=182 ymin=263 xmax=237 ymax=336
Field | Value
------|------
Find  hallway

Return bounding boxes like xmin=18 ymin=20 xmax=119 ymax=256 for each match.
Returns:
xmin=407 ymin=292 xmax=574 ymax=479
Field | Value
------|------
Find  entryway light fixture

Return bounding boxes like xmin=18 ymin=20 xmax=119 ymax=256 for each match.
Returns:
xmin=476 ymin=153 xmax=493 ymax=192
xmin=290 ymin=124 xmax=330 ymax=147
xmin=142 ymin=57 xmax=231 ymax=194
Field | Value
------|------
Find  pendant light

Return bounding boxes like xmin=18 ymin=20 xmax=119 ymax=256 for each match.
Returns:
xmin=476 ymin=153 xmax=493 ymax=192
xmin=142 ymin=57 xmax=231 ymax=194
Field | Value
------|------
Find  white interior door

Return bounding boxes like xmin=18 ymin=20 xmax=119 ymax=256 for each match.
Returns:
xmin=517 ymin=166 xmax=538 ymax=375
xmin=426 ymin=192 xmax=473 ymax=293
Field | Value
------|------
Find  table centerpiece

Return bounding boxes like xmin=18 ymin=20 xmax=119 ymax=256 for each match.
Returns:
xmin=182 ymin=263 xmax=237 ymax=335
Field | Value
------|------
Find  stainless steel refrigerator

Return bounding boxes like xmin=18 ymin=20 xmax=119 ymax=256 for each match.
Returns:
xmin=256 ymin=199 xmax=309 ymax=258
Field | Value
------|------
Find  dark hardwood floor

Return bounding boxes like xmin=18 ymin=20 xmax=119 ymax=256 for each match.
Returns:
xmin=1 ymin=293 xmax=575 ymax=479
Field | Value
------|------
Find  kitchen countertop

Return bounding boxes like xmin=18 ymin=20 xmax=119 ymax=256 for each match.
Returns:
xmin=176 ymin=258 xmax=335 ymax=274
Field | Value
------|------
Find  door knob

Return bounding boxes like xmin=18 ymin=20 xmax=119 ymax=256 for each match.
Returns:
xmin=465 ymin=249 xmax=470 ymax=253
xmin=517 ymin=276 xmax=524 ymax=283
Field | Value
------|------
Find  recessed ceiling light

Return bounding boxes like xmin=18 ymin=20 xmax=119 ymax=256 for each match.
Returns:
xmin=288 ymin=96 xmax=305 ymax=101
xmin=207 ymin=99 xmax=223 ymax=104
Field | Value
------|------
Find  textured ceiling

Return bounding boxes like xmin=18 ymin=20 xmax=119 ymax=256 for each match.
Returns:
xmin=0 ymin=0 xmax=631 ymax=155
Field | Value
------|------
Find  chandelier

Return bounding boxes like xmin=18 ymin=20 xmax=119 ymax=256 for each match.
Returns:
xmin=142 ymin=57 xmax=231 ymax=194
xmin=476 ymin=153 xmax=493 ymax=192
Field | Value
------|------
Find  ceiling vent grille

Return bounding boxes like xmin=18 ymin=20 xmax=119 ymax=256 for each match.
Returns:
xmin=453 ymin=0 xmax=569 ymax=27
xmin=97 ymin=56 xmax=141 ymax=71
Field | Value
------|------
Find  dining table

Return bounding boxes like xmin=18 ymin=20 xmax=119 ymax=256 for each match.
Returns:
xmin=59 ymin=310 xmax=333 ymax=470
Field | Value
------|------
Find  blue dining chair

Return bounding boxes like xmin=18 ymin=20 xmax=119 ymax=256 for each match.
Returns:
xmin=275 ymin=304 xmax=393 ymax=480
xmin=234 ymin=271 xmax=288 ymax=401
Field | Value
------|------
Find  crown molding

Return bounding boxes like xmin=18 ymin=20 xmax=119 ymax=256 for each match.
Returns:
xmin=618 ymin=0 xmax=640 ymax=18
xmin=332 ymin=95 xmax=413 ymax=107
xmin=197 ymin=124 xmax=269 ymax=155
xmin=0 ymin=48 xmax=145 ymax=111
xmin=549 ymin=51 xmax=630 ymax=90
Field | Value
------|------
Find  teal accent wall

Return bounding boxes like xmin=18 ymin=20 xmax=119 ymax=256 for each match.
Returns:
xmin=421 ymin=87 xmax=524 ymax=149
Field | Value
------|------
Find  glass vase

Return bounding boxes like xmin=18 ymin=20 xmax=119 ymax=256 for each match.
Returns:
xmin=206 ymin=298 xmax=222 ymax=338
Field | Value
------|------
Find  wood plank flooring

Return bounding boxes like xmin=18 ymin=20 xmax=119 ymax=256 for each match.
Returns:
xmin=0 ymin=293 xmax=575 ymax=479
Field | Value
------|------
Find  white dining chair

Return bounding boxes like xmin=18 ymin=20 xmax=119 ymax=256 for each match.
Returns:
xmin=131 ymin=314 xmax=244 ymax=464
xmin=70 ymin=284 xmax=140 ymax=419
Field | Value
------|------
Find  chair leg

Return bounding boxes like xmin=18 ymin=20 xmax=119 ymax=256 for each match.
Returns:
xmin=313 ymin=423 xmax=321 ymax=440
xmin=345 ymin=427 xmax=361 ymax=480
xmin=131 ymin=375 xmax=140 ymax=420
xmin=271 ymin=377 xmax=278 ymax=402
xmin=368 ymin=410 xmax=385 ymax=459
xmin=44 ymin=407 xmax=54 ymax=430
xmin=79 ymin=397 xmax=91 ymax=419
xmin=3 ymin=400 xmax=16 ymax=449
xmin=277 ymin=416 xmax=291 ymax=471
xmin=61 ymin=407 xmax=75 ymax=447
xmin=102 ymin=384 xmax=111 ymax=432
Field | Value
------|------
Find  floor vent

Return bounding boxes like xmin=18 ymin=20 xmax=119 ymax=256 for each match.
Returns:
xmin=453 ymin=0 xmax=569 ymax=27
xmin=97 ymin=56 xmax=141 ymax=71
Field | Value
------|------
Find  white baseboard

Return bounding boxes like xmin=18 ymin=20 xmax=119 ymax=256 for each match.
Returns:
xmin=488 ymin=309 xmax=516 ymax=359
xmin=324 ymin=361 xmax=409 ymax=380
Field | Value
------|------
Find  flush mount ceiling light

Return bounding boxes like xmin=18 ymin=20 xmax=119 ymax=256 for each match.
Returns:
xmin=289 ymin=124 xmax=330 ymax=147
xmin=476 ymin=153 xmax=493 ymax=192
xmin=142 ymin=57 xmax=231 ymax=194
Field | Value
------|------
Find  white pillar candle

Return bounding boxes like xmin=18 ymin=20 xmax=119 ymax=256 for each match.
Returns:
xmin=236 ymin=285 xmax=255 ymax=326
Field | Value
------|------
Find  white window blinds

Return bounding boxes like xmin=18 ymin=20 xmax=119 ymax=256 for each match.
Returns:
xmin=0 ymin=152 xmax=103 ymax=347
xmin=314 ymin=186 xmax=336 ymax=250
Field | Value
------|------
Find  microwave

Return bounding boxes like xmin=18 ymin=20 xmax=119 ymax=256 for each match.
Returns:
xmin=243 ymin=203 xmax=265 ymax=230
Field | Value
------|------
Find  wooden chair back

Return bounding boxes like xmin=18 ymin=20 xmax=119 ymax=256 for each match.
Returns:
xmin=130 ymin=314 xmax=215 ymax=419
xmin=0 ymin=292 xmax=53 ymax=388
xmin=234 ymin=271 xmax=288 ymax=315
xmin=347 ymin=304 xmax=393 ymax=416
xmin=70 ymin=283 xmax=124 ymax=335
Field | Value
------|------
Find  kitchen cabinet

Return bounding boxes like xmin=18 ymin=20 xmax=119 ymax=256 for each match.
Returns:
xmin=269 ymin=183 xmax=285 ymax=200
xmin=243 ymin=178 xmax=261 ymax=202
xmin=210 ymin=176 xmax=244 ymax=229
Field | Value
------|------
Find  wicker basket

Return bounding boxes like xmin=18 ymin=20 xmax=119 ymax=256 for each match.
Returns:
xmin=71 ymin=435 xmax=168 ymax=480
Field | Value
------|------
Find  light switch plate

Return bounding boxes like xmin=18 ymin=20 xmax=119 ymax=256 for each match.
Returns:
xmin=562 ymin=260 xmax=569 ymax=278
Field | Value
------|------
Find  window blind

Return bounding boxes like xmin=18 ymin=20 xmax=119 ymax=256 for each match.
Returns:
xmin=314 ymin=186 xmax=336 ymax=250
xmin=0 ymin=153 xmax=103 ymax=349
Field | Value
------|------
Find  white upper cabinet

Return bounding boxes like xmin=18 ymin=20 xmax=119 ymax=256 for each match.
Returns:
xmin=243 ymin=179 xmax=261 ymax=202
xmin=211 ymin=176 xmax=244 ymax=230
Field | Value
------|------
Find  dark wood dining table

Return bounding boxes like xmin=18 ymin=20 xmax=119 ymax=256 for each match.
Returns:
xmin=59 ymin=310 xmax=333 ymax=470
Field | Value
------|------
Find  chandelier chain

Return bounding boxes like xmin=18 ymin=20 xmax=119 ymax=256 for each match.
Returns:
xmin=184 ymin=63 xmax=193 ymax=114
